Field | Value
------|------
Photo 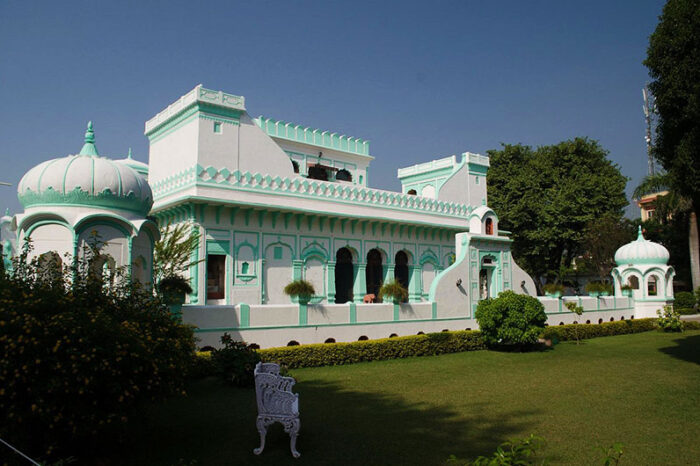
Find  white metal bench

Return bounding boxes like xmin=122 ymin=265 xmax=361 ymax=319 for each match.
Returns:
xmin=253 ymin=362 xmax=301 ymax=458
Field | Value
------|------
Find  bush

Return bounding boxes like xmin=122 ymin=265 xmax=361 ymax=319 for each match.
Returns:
xmin=657 ymin=305 xmax=682 ymax=332
xmin=0 ymin=244 xmax=196 ymax=461
xmin=211 ymin=333 xmax=261 ymax=386
xmin=475 ymin=291 xmax=547 ymax=348
xmin=379 ymin=279 xmax=408 ymax=303
xmin=674 ymin=291 xmax=696 ymax=313
xmin=683 ymin=320 xmax=700 ymax=330
xmin=540 ymin=318 xmax=658 ymax=342
xmin=259 ymin=331 xmax=485 ymax=369
xmin=157 ymin=274 xmax=193 ymax=295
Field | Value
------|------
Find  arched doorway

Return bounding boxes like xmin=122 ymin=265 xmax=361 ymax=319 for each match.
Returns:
xmin=366 ymin=249 xmax=383 ymax=298
xmin=394 ymin=251 xmax=409 ymax=302
xmin=335 ymin=247 xmax=354 ymax=304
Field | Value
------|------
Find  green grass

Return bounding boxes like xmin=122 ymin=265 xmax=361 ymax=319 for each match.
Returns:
xmin=102 ymin=331 xmax=700 ymax=465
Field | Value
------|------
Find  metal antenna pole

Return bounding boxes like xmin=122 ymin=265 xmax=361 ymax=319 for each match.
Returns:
xmin=642 ymin=85 xmax=656 ymax=176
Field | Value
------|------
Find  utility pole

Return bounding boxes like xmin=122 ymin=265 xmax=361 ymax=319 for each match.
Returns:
xmin=642 ymin=85 xmax=656 ymax=176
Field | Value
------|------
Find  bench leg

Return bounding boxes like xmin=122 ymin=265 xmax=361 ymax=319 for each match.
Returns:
xmin=283 ymin=417 xmax=301 ymax=458
xmin=253 ymin=416 xmax=268 ymax=455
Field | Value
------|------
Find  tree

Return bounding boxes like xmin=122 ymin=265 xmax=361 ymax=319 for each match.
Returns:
xmin=582 ymin=214 xmax=637 ymax=281
xmin=153 ymin=221 xmax=201 ymax=284
xmin=645 ymin=0 xmax=700 ymax=288
xmin=633 ymin=172 xmax=694 ymax=288
xmin=487 ymin=138 xmax=628 ymax=293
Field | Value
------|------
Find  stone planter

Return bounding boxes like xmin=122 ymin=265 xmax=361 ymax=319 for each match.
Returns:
xmin=588 ymin=291 xmax=600 ymax=298
xmin=621 ymin=289 xmax=633 ymax=297
xmin=545 ymin=291 xmax=562 ymax=299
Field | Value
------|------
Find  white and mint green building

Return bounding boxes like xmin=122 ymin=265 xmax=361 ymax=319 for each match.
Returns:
xmin=4 ymin=85 xmax=667 ymax=348
xmin=11 ymin=122 xmax=158 ymax=282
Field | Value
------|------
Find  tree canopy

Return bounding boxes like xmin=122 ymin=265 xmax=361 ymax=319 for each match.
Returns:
xmin=487 ymin=138 xmax=628 ymax=290
xmin=645 ymin=0 xmax=700 ymax=212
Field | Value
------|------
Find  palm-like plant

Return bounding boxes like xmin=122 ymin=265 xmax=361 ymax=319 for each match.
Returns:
xmin=153 ymin=221 xmax=202 ymax=284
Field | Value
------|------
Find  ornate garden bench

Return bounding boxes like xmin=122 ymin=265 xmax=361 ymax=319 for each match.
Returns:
xmin=253 ymin=362 xmax=301 ymax=458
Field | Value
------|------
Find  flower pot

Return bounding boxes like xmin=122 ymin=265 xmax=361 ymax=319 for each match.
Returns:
xmin=600 ymin=291 xmax=609 ymax=297
xmin=296 ymin=294 xmax=311 ymax=305
xmin=545 ymin=291 xmax=562 ymax=299
xmin=621 ymin=289 xmax=632 ymax=297
xmin=588 ymin=291 xmax=600 ymax=298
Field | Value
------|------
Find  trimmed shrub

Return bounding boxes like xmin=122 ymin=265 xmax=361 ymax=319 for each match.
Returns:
xmin=683 ymin=321 xmax=700 ymax=330
xmin=211 ymin=333 xmax=261 ymax=387
xmin=0 ymin=244 xmax=196 ymax=461
xmin=475 ymin=290 xmax=547 ymax=347
xmin=259 ymin=330 xmax=485 ymax=368
xmin=674 ymin=291 xmax=696 ymax=315
xmin=541 ymin=318 xmax=658 ymax=341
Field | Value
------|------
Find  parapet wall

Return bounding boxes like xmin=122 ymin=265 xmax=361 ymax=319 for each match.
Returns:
xmin=183 ymin=296 xmax=637 ymax=349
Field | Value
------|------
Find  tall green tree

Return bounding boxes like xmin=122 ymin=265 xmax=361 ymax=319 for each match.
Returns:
xmin=645 ymin=0 xmax=700 ymax=288
xmin=487 ymin=138 xmax=628 ymax=292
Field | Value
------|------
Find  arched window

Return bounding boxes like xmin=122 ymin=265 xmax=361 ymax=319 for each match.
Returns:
xmin=394 ymin=251 xmax=409 ymax=301
xmin=485 ymin=218 xmax=493 ymax=235
xmin=291 ymin=160 xmax=299 ymax=173
xmin=647 ymin=275 xmax=658 ymax=296
xmin=366 ymin=249 xmax=383 ymax=298
xmin=628 ymin=276 xmax=639 ymax=289
xmin=334 ymin=247 xmax=354 ymax=304
xmin=307 ymin=164 xmax=328 ymax=181
xmin=335 ymin=169 xmax=352 ymax=182
xmin=407 ymin=189 xmax=417 ymax=195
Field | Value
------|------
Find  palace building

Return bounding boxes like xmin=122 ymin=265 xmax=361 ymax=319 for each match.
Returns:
xmin=4 ymin=85 xmax=670 ymax=348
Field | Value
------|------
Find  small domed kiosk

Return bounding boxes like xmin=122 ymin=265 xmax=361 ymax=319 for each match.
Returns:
xmin=612 ymin=226 xmax=675 ymax=318
xmin=14 ymin=122 xmax=158 ymax=284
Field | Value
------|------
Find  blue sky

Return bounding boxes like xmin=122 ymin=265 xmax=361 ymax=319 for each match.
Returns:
xmin=0 ymin=0 xmax=664 ymax=216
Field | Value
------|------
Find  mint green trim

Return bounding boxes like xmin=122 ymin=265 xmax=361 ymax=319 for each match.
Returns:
xmin=24 ymin=219 xmax=72 ymax=239
xmin=19 ymin=189 xmax=152 ymax=216
xmin=255 ymin=116 xmax=371 ymax=157
xmin=432 ymin=302 xmax=437 ymax=319
xmin=146 ymin=101 xmax=242 ymax=139
xmin=349 ymin=302 xmax=357 ymax=323
xmin=240 ymin=303 xmax=250 ymax=327
xmin=298 ymin=304 xmax=308 ymax=325
xmin=467 ymin=164 xmax=489 ymax=175
xmin=393 ymin=303 xmax=400 ymax=321
xmin=76 ymin=217 xmax=131 ymax=238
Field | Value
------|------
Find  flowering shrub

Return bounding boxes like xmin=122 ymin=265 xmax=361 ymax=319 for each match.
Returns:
xmin=0 ymin=243 xmax=196 ymax=461
xmin=211 ymin=333 xmax=261 ymax=387
xmin=657 ymin=305 xmax=682 ymax=332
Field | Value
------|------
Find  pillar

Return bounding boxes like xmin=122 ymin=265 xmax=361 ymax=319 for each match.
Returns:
xmin=353 ymin=263 xmax=367 ymax=303
xmin=326 ymin=260 xmax=336 ymax=303
xmin=409 ymin=265 xmax=422 ymax=302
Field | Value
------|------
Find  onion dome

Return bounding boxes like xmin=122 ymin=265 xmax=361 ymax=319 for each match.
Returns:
xmin=614 ymin=226 xmax=669 ymax=266
xmin=115 ymin=148 xmax=149 ymax=177
xmin=17 ymin=122 xmax=153 ymax=215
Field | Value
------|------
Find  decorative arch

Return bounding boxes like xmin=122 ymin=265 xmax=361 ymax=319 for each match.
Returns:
xmin=335 ymin=169 xmax=352 ymax=182
xmin=366 ymin=248 xmax=384 ymax=298
xmin=263 ymin=241 xmax=293 ymax=304
xmin=335 ymin=246 xmax=354 ymax=304
xmin=301 ymin=241 xmax=329 ymax=262
xmin=394 ymin=250 xmax=410 ymax=301
xmin=646 ymin=274 xmax=660 ymax=297
xmin=485 ymin=217 xmax=494 ymax=235
xmin=74 ymin=213 xmax=136 ymax=238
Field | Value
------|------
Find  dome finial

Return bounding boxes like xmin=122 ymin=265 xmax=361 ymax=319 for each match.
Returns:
xmin=79 ymin=121 xmax=99 ymax=156
xmin=637 ymin=225 xmax=644 ymax=241
xmin=127 ymin=147 xmax=133 ymax=159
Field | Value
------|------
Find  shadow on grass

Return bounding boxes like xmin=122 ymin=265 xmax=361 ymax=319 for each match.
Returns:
xmin=659 ymin=334 xmax=700 ymax=365
xmin=95 ymin=376 xmax=541 ymax=465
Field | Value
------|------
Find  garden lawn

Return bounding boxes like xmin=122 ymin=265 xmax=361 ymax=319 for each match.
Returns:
xmin=103 ymin=330 xmax=700 ymax=465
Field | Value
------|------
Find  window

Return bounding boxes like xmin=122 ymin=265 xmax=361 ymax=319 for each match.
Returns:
xmin=291 ymin=160 xmax=299 ymax=173
xmin=213 ymin=122 xmax=222 ymax=133
xmin=628 ymin=276 xmax=639 ymax=289
xmin=647 ymin=275 xmax=658 ymax=296
xmin=336 ymin=169 xmax=352 ymax=182
xmin=207 ymin=254 xmax=226 ymax=300
xmin=485 ymin=218 xmax=493 ymax=235
xmin=407 ymin=189 xmax=417 ymax=195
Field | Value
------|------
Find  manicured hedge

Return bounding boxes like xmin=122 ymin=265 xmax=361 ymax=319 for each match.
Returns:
xmin=683 ymin=320 xmax=700 ymax=330
xmin=259 ymin=331 xmax=486 ymax=368
xmin=542 ymin=318 xmax=662 ymax=342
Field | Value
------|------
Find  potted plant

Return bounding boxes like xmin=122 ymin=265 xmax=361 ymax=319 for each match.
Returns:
xmin=283 ymin=279 xmax=315 ymax=305
xmin=379 ymin=279 xmax=408 ymax=304
xmin=543 ymin=283 xmax=564 ymax=299
xmin=585 ymin=281 xmax=603 ymax=298
xmin=157 ymin=274 xmax=192 ymax=305
xmin=600 ymin=283 xmax=613 ymax=296
xmin=620 ymin=283 xmax=633 ymax=297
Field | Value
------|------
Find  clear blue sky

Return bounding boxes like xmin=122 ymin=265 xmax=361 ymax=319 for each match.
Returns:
xmin=0 ymin=0 xmax=665 ymax=217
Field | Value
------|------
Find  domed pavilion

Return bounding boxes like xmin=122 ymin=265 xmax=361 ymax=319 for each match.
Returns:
xmin=612 ymin=226 xmax=675 ymax=317
xmin=14 ymin=122 xmax=158 ymax=284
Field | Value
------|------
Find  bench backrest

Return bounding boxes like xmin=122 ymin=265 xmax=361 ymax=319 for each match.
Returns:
xmin=254 ymin=362 xmax=299 ymax=416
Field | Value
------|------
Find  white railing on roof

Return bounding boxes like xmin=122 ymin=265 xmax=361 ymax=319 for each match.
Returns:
xmin=145 ymin=85 xmax=246 ymax=134
xmin=397 ymin=155 xmax=457 ymax=178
